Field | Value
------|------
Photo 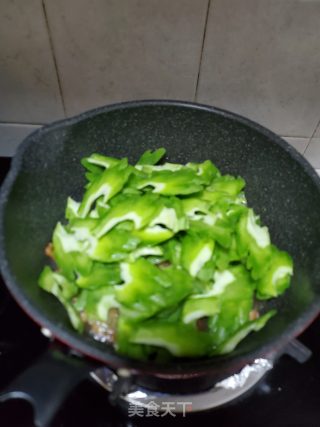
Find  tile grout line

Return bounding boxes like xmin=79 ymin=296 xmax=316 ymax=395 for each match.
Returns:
xmin=194 ymin=0 xmax=211 ymax=102
xmin=303 ymin=118 xmax=320 ymax=155
xmin=281 ymin=135 xmax=312 ymax=139
xmin=0 ymin=121 xmax=44 ymax=126
xmin=41 ymin=0 xmax=67 ymax=117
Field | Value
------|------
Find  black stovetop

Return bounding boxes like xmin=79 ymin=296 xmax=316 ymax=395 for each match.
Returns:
xmin=0 ymin=157 xmax=319 ymax=427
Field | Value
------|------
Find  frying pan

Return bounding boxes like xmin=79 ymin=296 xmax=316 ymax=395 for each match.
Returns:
xmin=0 ymin=100 xmax=320 ymax=426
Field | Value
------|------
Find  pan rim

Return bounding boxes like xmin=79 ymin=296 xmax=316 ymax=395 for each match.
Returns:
xmin=0 ymin=99 xmax=320 ymax=376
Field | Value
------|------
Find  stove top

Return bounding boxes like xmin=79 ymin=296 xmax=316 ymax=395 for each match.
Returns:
xmin=0 ymin=157 xmax=319 ymax=427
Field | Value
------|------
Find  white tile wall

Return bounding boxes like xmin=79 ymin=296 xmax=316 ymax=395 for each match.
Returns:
xmin=197 ymin=0 xmax=320 ymax=137
xmin=44 ymin=0 xmax=208 ymax=116
xmin=0 ymin=123 xmax=41 ymax=156
xmin=304 ymin=138 xmax=320 ymax=169
xmin=283 ymin=137 xmax=309 ymax=154
xmin=0 ymin=0 xmax=64 ymax=123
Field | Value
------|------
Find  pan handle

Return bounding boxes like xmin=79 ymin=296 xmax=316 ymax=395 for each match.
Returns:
xmin=0 ymin=346 xmax=93 ymax=427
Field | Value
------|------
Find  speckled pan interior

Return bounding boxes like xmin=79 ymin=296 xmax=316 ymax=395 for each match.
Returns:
xmin=1 ymin=100 xmax=320 ymax=378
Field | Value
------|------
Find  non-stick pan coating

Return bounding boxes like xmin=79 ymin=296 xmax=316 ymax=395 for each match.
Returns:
xmin=1 ymin=100 xmax=320 ymax=378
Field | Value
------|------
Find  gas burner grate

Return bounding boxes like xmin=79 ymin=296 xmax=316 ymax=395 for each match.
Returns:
xmin=90 ymin=339 xmax=312 ymax=415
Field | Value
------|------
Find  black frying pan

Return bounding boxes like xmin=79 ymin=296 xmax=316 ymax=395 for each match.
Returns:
xmin=1 ymin=100 xmax=320 ymax=425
